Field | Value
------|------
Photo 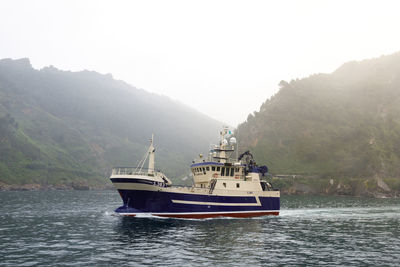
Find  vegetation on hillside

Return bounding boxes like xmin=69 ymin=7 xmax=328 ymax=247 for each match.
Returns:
xmin=0 ymin=58 xmax=221 ymax=188
xmin=237 ymin=52 xmax=400 ymax=180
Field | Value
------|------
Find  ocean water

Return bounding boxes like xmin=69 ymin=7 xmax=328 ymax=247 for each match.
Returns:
xmin=0 ymin=190 xmax=399 ymax=266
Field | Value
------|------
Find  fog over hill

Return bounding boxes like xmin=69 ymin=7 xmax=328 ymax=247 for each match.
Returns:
xmin=0 ymin=58 xmax=222 ymax=188
xmin=238 ymin=52 xmax=400 ymax=181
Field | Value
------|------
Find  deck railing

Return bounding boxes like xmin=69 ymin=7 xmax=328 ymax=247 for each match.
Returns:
xmin=111 ymin=167 xmax=162 ymax=177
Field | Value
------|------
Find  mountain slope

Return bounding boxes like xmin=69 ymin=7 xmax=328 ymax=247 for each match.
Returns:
xmin=237 ymin=52 xmax=400 ymax=179
xmin=0 ymin=58 xmax=222 ymax=188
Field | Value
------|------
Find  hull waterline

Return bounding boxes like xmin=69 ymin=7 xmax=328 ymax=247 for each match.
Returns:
xmin=116 ymin=211 xmax=280 ymax=219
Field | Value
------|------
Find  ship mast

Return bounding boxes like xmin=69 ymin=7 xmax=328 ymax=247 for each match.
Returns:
xmin=148 ymin=134 xmax=155 ymax=175
xmin=215 ymin=126 xmax=235 ymax=163
xmin=219 ymin=128 xmax=227 ymax=163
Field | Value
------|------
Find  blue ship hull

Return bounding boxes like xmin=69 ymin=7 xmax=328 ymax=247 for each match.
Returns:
xmin=115 ymin=189 xmax=280 ymax=218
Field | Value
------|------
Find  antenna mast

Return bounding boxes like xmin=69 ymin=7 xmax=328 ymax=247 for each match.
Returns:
xmin=148 ymin=134 xmax=155 ymax=175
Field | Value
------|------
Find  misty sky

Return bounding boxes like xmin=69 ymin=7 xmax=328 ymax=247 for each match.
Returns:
xmin=1 ymin=0 xmax=400 ymax=126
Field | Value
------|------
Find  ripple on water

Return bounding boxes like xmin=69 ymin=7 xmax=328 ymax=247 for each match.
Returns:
xmin=0 ymin=192 xmax=400 ymax=266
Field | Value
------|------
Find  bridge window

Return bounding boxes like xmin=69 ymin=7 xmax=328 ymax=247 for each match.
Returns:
xmin=212 ymin=166 xmax=215 ymax=171
xmin=221 ymin=167 xmax=225 ymax=176
xmin=206 ymin=166 xmax=210 ymax=171
xmin=217 ymin=167 xmax=220 ymax=171
xmin=230 ymin=168 xmax=234 ymax=176
xmin=235 ymin=168 xmax=239 ymax=172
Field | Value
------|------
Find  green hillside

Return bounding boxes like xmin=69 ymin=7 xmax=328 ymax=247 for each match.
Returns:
xmin=237 ymin=52 xmax=400 ymax=181
xmin=0 ymin=58 xmax=221 ymax=189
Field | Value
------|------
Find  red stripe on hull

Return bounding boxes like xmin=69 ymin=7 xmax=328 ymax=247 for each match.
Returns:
xmin=154 ymin=211 xmax=279 ymax=219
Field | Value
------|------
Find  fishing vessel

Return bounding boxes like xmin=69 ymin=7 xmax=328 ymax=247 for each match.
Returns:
xmin=110 ymin=127 xmax=280 ymax=219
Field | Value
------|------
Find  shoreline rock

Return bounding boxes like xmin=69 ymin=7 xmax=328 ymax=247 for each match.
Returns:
xmin=272 ymin=176 xmax=400 ymax=198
